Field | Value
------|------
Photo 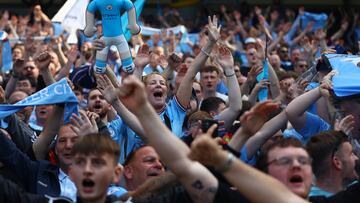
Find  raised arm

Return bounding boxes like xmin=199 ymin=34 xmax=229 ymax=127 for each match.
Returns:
xmin=228 ymin=101 xmax=280 ymax=153
xmin=96 ymin=72 xmax=146 ymax=141
xmin=32 ymin=105 xmax=64 ymax=160
xmin=285 ymin=71 xmax=335 ymax=131
xmin=176 ymin=15 xmax=221 ymax=108
xmin=5 ymin=59 xmax=23 ymax=99
xmin=117 ymin=76 xmax=218 ymax=203
xmin=35 ymin=52 xmax=56 ymax=85
xmin=133 ymin=44 xmax=150 ymax=80
xmin=215 ymin=45 xmax=242 ymax=131
xmin=189 ymin=135 xmax=309 ymax=203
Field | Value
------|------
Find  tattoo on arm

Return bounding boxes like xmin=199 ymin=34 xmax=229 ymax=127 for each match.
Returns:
xmin=192 ymin=180 xmax=204 ymax=190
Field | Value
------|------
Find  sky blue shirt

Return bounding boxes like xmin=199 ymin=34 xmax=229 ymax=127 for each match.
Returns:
xmin=309 ymin=186 xmax=333 ymax=197
xmin=284 ymin=112 xmax=331 ymax=144
xmin=87 ymin=0 xmax=134 ymax=37
xmin=108 ymin=118 xmax=144 ymax=164
xmin=159 ymin=96 xmax=187 ymax=138
xmin=59 ymin=169 xmax=77 ymax=202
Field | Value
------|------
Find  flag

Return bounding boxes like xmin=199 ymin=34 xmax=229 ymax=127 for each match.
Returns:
xmin=301 ymin=12 xmax=328 ymax=32
xmin=324 ymin=53 xmax=360 ymax=97
xmin=52 ymin=0 xmax=89 ymax=44
xmin=0 ymin=31 xmax=12 ymax=73
xmin=256 ymin=60 xmax=269 ymax=101
xmin=0 ymin=78 xmax=78 ymax=123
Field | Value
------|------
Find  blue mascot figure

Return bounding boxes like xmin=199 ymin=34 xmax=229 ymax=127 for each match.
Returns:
xmin=84 ymin=0 xmax=140 ymax=74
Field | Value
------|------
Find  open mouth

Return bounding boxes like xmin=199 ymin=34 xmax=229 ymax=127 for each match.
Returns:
xmin=82 ymin=179 xmax=95 ymax=192
xmin=93 ymin=103 xmax=102 ymax=110
xmin=153 ymin=90 xmax=163 ymax=98
xmin=289 ymin=175 xmax=303 ymax=184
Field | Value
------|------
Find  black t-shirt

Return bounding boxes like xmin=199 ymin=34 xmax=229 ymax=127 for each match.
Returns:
xmin=309 ymin=181 xmax=360 ymax=203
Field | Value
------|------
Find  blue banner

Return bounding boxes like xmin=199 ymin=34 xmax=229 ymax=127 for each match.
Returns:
xmin=0 ymin=78 xmax=78 ymax=123
xmin=301 ymin=12 xmax=328 ymax=32
xmin=324 ymin=54 xmax=360 ymax=97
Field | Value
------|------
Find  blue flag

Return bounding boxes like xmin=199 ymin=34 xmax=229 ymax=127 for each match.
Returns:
xmin=324 ymin=54 xmax=360 ymax=97
xmin=0 ymin=78 xmax=78 ymax=123
xmin=122 ymin=0 xmax=145 ymax=41
xmin=301 ymin=12 xmax=328 ymax=32
xmin=0 ymin=31 xmax=13 ymax=73
xmin=256 ymin=60 xmax=269 ymax=101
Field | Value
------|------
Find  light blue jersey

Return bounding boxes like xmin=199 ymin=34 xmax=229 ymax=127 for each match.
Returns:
xmin=159 ymin=96 xmax=187 ymax=138
xmin=87 ymin=0 xmax=134 ymax=37
xmin=108 ymin=118 xmax=143 ymax=164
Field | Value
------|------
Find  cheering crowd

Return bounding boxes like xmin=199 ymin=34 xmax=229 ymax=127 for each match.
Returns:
xmin=0 ymin=1 xmax=360 ymax=203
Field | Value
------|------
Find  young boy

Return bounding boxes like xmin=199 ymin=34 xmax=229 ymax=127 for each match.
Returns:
xmin=69 ymin=134 xmax=123 ymax=203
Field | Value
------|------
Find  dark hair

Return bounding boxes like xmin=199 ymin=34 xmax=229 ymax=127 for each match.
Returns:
xmin=306 ymin=130 xmax=348 ymax=179
xmin=200 ymin=97 xmax=226 ymax=114
xmin=18 ymin=75 xmax=37 ymax=88
xmin=71 ymin=134 xmax=120 ymax=165
xmin=256 ymin=137 xmax=305 ymax=172
xmin=123 ymin=145 xmax=148 ymax=166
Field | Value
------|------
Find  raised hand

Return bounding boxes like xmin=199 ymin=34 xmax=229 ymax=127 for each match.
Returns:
xmin=35 ymin=51 xmax=51 ymax=72
xmin=188 ymin=125 xmax=224 ymax=166
xmin=95 ymin=74 xmax=117 ymax=103
xmin=65 ymin=47 xmax=78 ymax=64
xmin=12 ymin=59 xmax=25 ymax=76
xmin=334 ymin=115 xmax=355 ymax=135
xmin=158 ymin=55 xmax=168 ymax=69
xmin=167 ymin=53 xmax=182 ymax=70
xmin=134 ymin=43 xmax=150 ymax=68
xmin=70 ymin=110 xmax=99 ymax=137
xmin=240 ymin=101 xmax=279 ymax=135
xmin=206 ymin=15 xmax=221 ymax=43
xmin=247 ymin=65 xmax=263 ymax=83
xmin=216 ymin=45 xmax=234 ymax=69
xmin=319 ymin=70 xmax=336 ymax=97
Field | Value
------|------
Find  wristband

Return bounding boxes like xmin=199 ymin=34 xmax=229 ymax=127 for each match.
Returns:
xmin=217 ymin=152 xmax=234 ymax=173
xmin=200 ymin=48 xmax=211 ymax=57
xmin=224 ymin=72 xmax=235 ymax=77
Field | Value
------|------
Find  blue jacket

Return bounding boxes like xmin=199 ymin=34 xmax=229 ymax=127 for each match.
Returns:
xmin=0 ymin=132 xmax=60 ymax=197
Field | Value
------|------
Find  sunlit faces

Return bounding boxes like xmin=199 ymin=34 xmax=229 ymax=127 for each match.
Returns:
xmin=70 ymin=153 xmax=121 ymax=203
xmin=246 ymin=48 xmax=259 ymax=66
xmin=144 ymin=74 xmax=168 ymax=111
xmin=56 ymin=125 xmax=79 ymax=168
xmin=87 ymin=89 xmax=111 ymax=118
xmin=267 ymin=147 xmax=312 ymax=198
xmin=200 ymin=71 xmax=219 ymax=94
xmin=124 ymin=146 xmax=164 ymax=190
